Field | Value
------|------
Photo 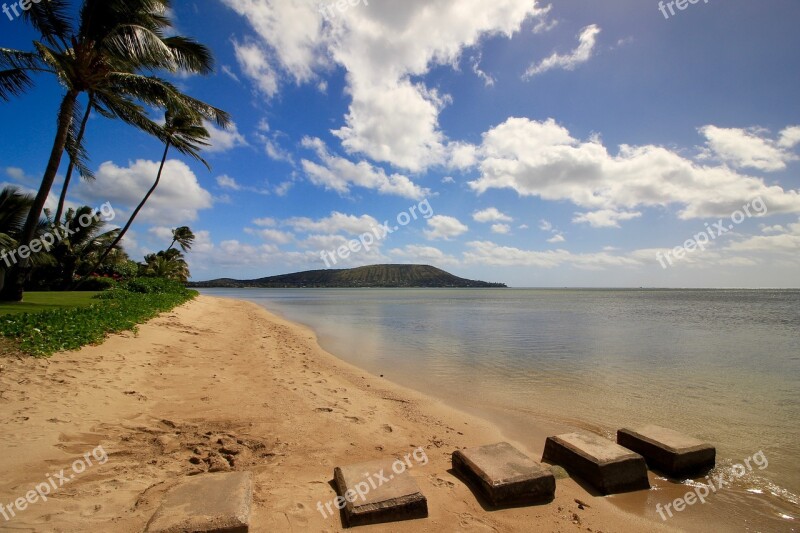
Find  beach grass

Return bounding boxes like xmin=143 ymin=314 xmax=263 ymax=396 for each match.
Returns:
xmin=0 ymin=280 xmax=196 ymax=357
xmin=0 ymin=291 xmax=100 ymax=316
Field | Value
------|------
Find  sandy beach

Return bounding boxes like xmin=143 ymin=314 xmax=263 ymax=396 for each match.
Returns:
xmin=0 ymin=296 xmax=675 ymax=532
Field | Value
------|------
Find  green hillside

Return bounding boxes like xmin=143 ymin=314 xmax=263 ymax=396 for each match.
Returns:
xmin=189 ymin=264 xmax=506 ymax=288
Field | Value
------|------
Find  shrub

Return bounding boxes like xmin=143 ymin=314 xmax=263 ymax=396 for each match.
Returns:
xmin=118 ymin=277 xmax=187 ymax=295
xmin=78 ymin=276 xmax=118 ymax=291
xmin=0 ymin=282 xmax=197 ymax=357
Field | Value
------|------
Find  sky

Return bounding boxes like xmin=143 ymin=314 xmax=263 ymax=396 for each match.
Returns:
xmin=1 ymin=0 xmax=799 ymax=288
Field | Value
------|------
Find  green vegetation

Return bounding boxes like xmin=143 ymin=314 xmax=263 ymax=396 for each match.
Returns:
xmin=0 ymin=0 xmax=229 ymax=302
xmin=190 ymin=264 xmax=507 ymax=289
xmin=0 ymin=280 xmax=196 ymax=357
xmin=0 ymin=292 xmax=100 ymax=316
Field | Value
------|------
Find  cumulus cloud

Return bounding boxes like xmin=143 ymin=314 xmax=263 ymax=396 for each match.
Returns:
xmin=464 ymin=241 xmax=641 ymax=270
xmin=424 ymin=215 xmax=469 ymax=240
xmin=468 ymin=117 xmax=800 ymax=222
xmin=232 ymin=40 xmax=279 ymax=97
xmin=285 ymin=212 xmax=380 ymax=235
xmin=524 ymin=24 xmax=600 ymax=79
xmin=491 ymin=223 xmax=511 ymax=234
xmin=473 ymin=207 xmax=513 ymax=223
xmin=74 ymin=159 xmax=213 ymax=225
xmin=300 ymin=137 xmax=428 ymax=199
xmin=389 ymin=245 xmax=459 ymax=266
xmin=699 ymin=125 xmax=800 ymax=172
xmin=223 ymin=0 xmax=551 ymax=171
xmin=205 ymin=121 xmax=248 ymax=153
xmin=573 ymin=209 xmax=642 ymax=228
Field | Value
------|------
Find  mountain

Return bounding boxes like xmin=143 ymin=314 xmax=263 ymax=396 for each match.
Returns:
xmin=188 ymin=264 xmax=506 ymax=288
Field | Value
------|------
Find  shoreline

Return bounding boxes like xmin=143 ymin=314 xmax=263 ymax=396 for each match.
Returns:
xmin=0 ymin=296 xmax=721 ymax=531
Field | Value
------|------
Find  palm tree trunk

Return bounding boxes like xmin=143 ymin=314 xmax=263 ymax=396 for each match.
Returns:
xmin=55 ymin=95 xmax=94 ymax=226
xmin=0 ymin=90 xmax=79 ymax=302
xmin=89 ymin=140 xmax=171 ymax=274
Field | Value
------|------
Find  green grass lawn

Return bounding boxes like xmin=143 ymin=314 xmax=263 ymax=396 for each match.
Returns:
xmin=0 ymin=292 xmax=100 ymax=316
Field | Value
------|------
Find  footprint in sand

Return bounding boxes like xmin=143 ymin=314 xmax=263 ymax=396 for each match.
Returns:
xmin=345 ymin=416 xmax=363 ymax=424
xmin=315 ymin=407 xmax=334 ymax=413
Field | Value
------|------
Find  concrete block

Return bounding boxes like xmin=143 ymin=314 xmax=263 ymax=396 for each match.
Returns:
xmin=146 ymin=471 xmax=253 ymax=533
xmin=452 ymin=442 xmax=555 ymax=506
xmin=333 ymin=457 xmax=427 ymax=527
xmin=617 ymin=425 xmax=715 ymax=478
xmin=542 ymin=432 xmax=649 ymax=495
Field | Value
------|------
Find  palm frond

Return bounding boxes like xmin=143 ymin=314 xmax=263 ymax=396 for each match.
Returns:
xmin=21 ymin=0 xmax=72 ymax=46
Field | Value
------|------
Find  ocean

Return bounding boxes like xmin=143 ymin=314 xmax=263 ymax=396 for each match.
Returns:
xmin=202 ymin=288 xmax=799 ymax=531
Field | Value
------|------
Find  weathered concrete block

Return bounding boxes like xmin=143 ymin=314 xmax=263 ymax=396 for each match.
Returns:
xmin=452 ymin=442 xmax=555 ymax=507
xmin=334 ymin=458 xmax=428 ymax=527
xmin=542 ymin=432 xmax=650 ymax=495
xmin=146 ymin=471 xmax=253 ymax=533
xmin=617 ymin=425 xmax=715 ymax=478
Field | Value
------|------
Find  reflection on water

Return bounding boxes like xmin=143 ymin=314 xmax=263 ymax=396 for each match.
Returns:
xmin=204 ymin=288 xmax=800 ymax=529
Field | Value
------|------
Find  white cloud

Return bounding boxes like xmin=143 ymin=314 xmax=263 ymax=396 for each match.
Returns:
xmin=524 ymin=24 xmax=600 ymax=79
xmin=205 ymin=121 xmax=248 ymax=153
xmin=473 ymin=207 xmax=513 ymax=223
xmin=285 ymin=212 xmax=380 ymax=235
xmin=469 ymin=117 xmax=800 ymax=221
xmin=220 ymin=65 xmax=240 ymax=83
xmin=224 ymin=0 xmax=551 ymax=171
xmin=547 ymin=233 xmax=565 ymax=243
xmin=470 ymin=53 xmax=495 ymax=87
xmin=300 ymin=137 xmax=428 ymax=199
xmin=464 ymin=240 xmax=641 ymax=270
xmin=74 ymin=160 xmax=212 ymax=225
xmin=215 ymin=175 xmax=270 ymax=195
xmin=442 ymin=176 xmax=456 ymax=184
xmin=232 ymin=40 xmax=279 ymax=97
xmin=253 ymin=217 xmax=277 ymax=227
xmin=424 ymin=215 xmax=469 ymax=240
xmin=389 ymin=245 xmax=459 ymax=267
xmin=699 ymin=125 xmax=799 ymax=172
xmin=491 ymin=223 xmax=511 ymax=234
xmin=573 ymin=209 xmax=642 ymax=228
xmin=247 ymin=228 xmax=295 ymax=244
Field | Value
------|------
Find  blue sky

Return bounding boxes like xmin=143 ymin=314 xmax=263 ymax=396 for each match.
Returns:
xmin=2 ymin=0 xmax=799 ymax=287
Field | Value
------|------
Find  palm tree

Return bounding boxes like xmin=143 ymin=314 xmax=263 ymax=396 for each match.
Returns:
xmin=167 ymin=226 xmax=195 ymax=252
xmin=43 ymin=206 xmax=125 ymax=289
xmin=143 ymin=249 xmax=189 ymax=283
xmin=0 ymin=0 xmax=229 ymax=301
xmin=0 ymin=186 xmax=53 ymax=292
xmin=90 ymin=108 xmax=210 ymax=273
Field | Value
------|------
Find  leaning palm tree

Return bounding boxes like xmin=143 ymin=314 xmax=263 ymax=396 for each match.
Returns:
xmin=166 ymin=226 xmax=195 ymax=253
xmin=0 ymin=0 xmax=229 ymax=301
xmin=90 ymin=108 xmax=210 ymax=273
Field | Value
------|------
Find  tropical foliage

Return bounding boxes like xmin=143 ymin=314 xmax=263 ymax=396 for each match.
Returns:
xmin=0 ymin=0 xmax=228 ymax=301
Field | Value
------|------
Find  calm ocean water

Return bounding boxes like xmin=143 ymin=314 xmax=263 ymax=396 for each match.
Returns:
xmin=203 ymin=288 xmax=799 ymax=530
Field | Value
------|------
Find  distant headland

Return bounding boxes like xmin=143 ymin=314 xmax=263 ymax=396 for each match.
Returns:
xmin=188 ymin=264 xmax=507 ymax=289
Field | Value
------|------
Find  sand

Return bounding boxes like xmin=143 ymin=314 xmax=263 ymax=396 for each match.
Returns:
xmin=0 ymin=296 xmax=675 ymax=532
